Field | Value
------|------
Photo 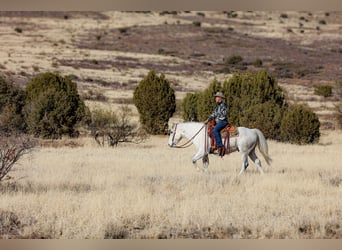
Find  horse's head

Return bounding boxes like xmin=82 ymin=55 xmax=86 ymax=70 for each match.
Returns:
xmin=168 ymin=123 xmax=183 ymax=147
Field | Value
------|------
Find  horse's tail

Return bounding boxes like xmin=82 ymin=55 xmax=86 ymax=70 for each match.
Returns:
xmin=254 ymin=129 xmax=272 ymax=165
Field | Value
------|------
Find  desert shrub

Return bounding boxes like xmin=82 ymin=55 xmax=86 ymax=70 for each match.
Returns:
xmin=118 ymin=27 xmax=129 ymax=34
xmin=89 ymin=108 xmax=118 ymax=135
xmin=225 ymin=11 xmax=238 ymax=18
xmin=225 ymin=55 xmax=243 ymax=65
xmin=0 ymin=134 xmax=37 ymax=182
xmin=222 ymin=71 xmax=286 ymax=129
xmin=133 ymin=71 xmax=176 ymax=135
xmin=335 ymin=78 xmax=342 ymax=129
xmin=89 ymin=106 xmax=141 ymax=146
xmin=181 ymin=71 xmax=321 ymax=143
xmin=24 ymin=72 xmax=88 ymax=139
xmin=280 ymin=104 xmax=320 ymax=144
xmin=222 ymin=55 xmax=247 ymax=72
xmin=82 ymin=89 xmax=107 ymax=101
xmin=314 ymin=85 xmax=333 ymax=97
xmin=182 ymin=92 xmax=200 ymax=121
xmin=253 ymin=58 xmax=263 ymax=67
xmin=239 ymin=101 xmax=285 ymax=140
xmin=319 ymin=20 xmax=327 ymax=25
xmin=0 ymin=75 xmax=26 ymax=135
xmin=193 ymin=21 xmax=201 ymax=27
xmin=14 ymin=27 xmax=22 ymax=33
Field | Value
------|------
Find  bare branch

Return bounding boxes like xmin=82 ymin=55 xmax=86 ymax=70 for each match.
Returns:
xmin=0 ymin=134 xmax=37 ymax=181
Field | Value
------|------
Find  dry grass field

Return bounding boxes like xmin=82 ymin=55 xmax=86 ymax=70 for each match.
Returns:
xmin=0 ymin=11 xmax=341 ymax=239
xmin=0 ymin=131 xmax=340 ymax=239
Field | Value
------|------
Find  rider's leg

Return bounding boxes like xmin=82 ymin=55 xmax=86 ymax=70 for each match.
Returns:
xmin=213 ymin=121 xmax=228 ymax=156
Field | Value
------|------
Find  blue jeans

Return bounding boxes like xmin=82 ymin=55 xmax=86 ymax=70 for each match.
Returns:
xmin=213 ymin=121 xmax=228 ymax=147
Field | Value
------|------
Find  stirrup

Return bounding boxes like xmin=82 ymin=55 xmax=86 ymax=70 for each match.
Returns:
xmin=218 ymin=146 xmax=225 ymax=157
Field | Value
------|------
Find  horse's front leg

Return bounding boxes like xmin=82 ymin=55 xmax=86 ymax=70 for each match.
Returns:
xmin=192 ymin=150 xmax=206 ymax=172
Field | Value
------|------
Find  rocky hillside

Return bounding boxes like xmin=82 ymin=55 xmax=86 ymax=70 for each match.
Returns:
xmin=0 ymin=11 xmax=341 ymax=129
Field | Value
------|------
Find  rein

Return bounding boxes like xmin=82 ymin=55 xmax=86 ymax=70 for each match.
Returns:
xmin=172 ymin=123 xmax=206 ymax=149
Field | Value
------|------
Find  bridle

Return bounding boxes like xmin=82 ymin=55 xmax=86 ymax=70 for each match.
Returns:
xmin=170 ymin=123 xmax=207 ymax=149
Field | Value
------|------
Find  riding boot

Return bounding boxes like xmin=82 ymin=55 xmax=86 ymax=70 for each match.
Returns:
xmin=209 ymin=147 xmax=215 ymax=154
xmin=218 ymin=146 xmax=225 ymax=157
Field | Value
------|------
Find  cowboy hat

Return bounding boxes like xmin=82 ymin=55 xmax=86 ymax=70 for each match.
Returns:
xmin=214 ymin=91 xmax=225 ymax=99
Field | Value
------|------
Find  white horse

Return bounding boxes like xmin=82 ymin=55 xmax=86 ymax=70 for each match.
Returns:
xmin=168 ymin=122 xmax=272 ymax=175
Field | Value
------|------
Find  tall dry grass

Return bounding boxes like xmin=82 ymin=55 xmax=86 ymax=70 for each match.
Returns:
xmin=0 ymin=132 xmax=341 ymax=239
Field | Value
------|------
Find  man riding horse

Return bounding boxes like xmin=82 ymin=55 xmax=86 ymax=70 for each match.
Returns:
xmin=204 ymin=91 xmax=228 ymax=157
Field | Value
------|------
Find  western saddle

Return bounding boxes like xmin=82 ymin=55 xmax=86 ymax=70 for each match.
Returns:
xmin=207 ymin=120 xmax=238 ymax=157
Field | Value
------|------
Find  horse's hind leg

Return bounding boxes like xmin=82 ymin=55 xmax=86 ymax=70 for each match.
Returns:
xmin=239 ymin=153 xmax=249 ymax=175
xmin=249 ymin=150 xmax=264 ymax=174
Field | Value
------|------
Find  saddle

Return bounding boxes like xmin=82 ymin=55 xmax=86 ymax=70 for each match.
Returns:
xmin=207 ymin=120 xmax=238 ymax=156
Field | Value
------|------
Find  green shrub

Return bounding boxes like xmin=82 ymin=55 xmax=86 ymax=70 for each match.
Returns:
xmin=239 ymin=101 xmax=285 ymax=140
xmin=193 ymin=21 xmax=201 ymax=27
xmin=314 ymin=85 xmax=333 ymax=97
xmin=253 ymin=58 xmax=263 ymax=67
xmin=280 ymin=104 xmax=320 ymax=144
xmin=133 ymin=71 xmax=176 ymax=134
xmin=319 ymin=19 xmax=327 ymax=25
xmin=182 ymin=92 xmax=200 ymax=121
xmin=181 ymin=71 xmax=321 ymax=143
xmin=225 ymin=55 xmax=243 ymax=65
xmin=222 ymin=71 xmax=286 ymax=128
xmin=335 ymin=78 xmax=342 ymax=129
xmin=0 ymin=76 xmax=26 ymax=135
xmin=14 ymin=27 xmax=22 ymax=33
xmin=24 ymin=72 xmax=88 ymax=139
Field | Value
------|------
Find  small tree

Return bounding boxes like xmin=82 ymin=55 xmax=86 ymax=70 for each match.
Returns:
xmin=0 ymin=76 xmax=26 ymax=135
xmin=182 ymin=92 xmax=200 ymax=121
xmin=24 ymin=72 xmax=88 ymax=139
xmin=0 ymin=134 xmax=36 ymax=181
xmin=280 ymin=104 xmax=320 ymax=144
xmin=90 ymin=106 xmax=145 ymax=146
xmin=222 ymin=71 xmax=286 ymax=137
xmin=133 ymin=71 xmax=176 ymax=134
